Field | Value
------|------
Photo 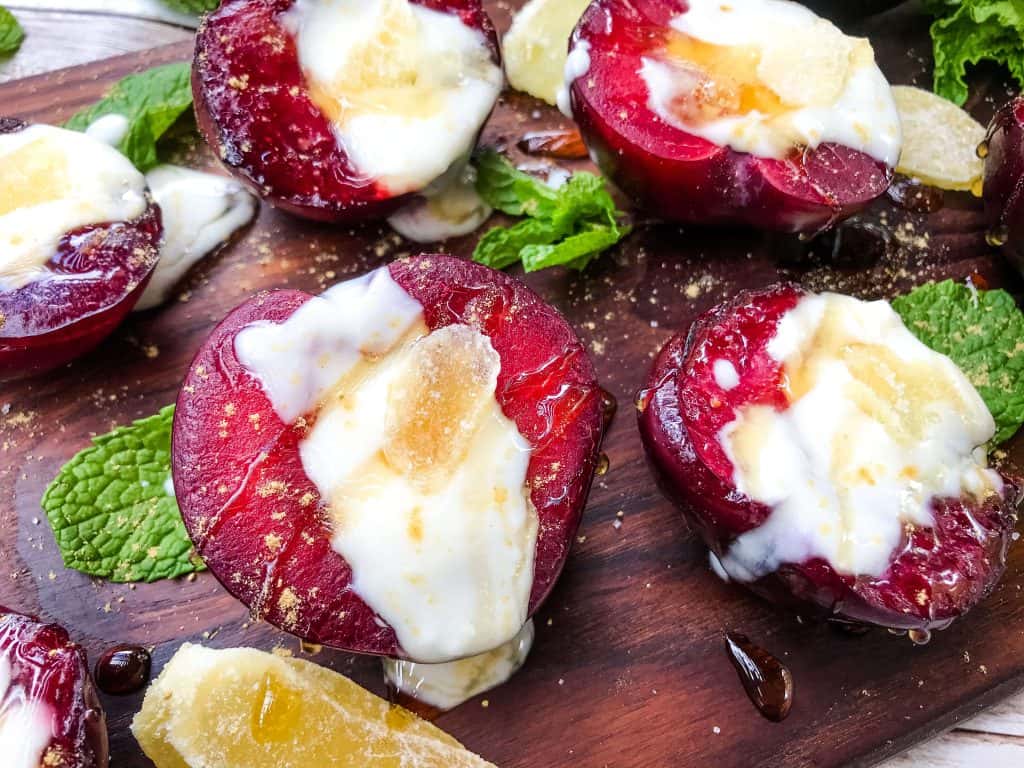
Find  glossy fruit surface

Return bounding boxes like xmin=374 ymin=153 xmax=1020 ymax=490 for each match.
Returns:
xmin=983 ymin=96 xmax=1024 ymax=271
xmin=0 ymin=119 xmax=162 ymax=382
xmin=192 ymin=0 xmax=500 ymax=223
xmin=637 ymin=284 xmax=1020 ymax=630
xmin=566 ymin=0 xmax=894 ymax=232
xmin=0 ymin=606 xmax=108 ymax=768
xmin=172 ymin=255 xmax=604 ymax=657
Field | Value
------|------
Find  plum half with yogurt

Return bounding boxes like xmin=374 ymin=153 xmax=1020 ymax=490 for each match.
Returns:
xmin=0 ymin=120 xmax=162 ymax=380
xmin=0 ymin=606 xmax=107 ymax=768
xmin=192 ymin=0 xmax=503 ymax=223
xmin=563 ymin=0 xmax=901 ymax=232
xmin=172 ymin=255 xmax=604 ymax=661
xmin=638 ymin=284 xmax=1020 ymax=631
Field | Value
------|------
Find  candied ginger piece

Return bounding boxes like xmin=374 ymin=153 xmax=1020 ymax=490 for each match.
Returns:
xmin=132 ymin=644 xmax=497 ymax=768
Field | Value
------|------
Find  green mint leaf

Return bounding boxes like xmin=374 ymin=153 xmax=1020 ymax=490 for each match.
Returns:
xmin=521 ymin=222 xmax=631 ymax=273
xmin=472 ymin=150 xmax=630 ymax=272
xmin=926 ymin=0 xmax=1024 ymax=106
xmin=892 ymin=280 xmax=1024 ymax=444
xmin=475 ymin=217 xmax=570 ymax=270
xmin=41 ymin=405 xmax=204 ymax=583
xmin=65 ymin=62 xmax=194 ymax=172
xmin=474 ymin=149 xmax=559 ymax=218
xmin=160 ymin=0 xmax=219 ymax=13
xmin=0 ymin=7 xmax=25 ymax=55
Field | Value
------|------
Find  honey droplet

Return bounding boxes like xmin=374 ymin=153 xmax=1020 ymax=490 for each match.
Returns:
xmin=977 ymin=140 xmax=989 ymax=159
xmin=95 ymin=644 xmax=151 ymax=696
xmin=908 ymin=628 xmax=931 ymax=646
xmin=724 ymin=632 xmax=793 ymax=722
xmin=599 ymin=388 xmax=618 ymax=430
xmin=986 ymin=225 xmax=1010 ymax=248
xmin=595 ymin=453 xmax=610 ymax=476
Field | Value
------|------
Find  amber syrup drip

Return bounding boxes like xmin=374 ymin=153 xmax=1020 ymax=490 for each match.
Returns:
xmin=517 ymin=129 xmax=589 ymax=160
xmin=724 ymin=632 xmax=793 ymax=722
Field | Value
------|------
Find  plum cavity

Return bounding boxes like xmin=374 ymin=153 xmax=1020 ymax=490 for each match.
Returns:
xmin=984 ymin=96 xmax=1024 ymax=271
xmin=192 ymin=0 xmax=501 ymax=223
xmin=0 ymin=606 xmax=108 ymax=768
xmin=638 ymin=285 xmax=1020 ymax=632
xmin=172 ymin=255 xmax=604 ymax=657
xmin=566 ymin=0 xmax=894 ymax=232
xmin=0 ymin=120 xmax=162 ymax=382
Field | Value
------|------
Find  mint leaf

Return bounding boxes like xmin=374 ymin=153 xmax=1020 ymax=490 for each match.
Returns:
xmin=472 ymin=150 xmax=630 ymax=272
xmin=160 ymin=0 xmax=219 ymax=13
xmin=65 ymin=62 xmax=194 ymax=172
xmin=474 ymin=149 xmax=559 ymax=218
xmin=0 ymin=7 xmax=24 ymax=55
xmin=521 ymin=222 xmax=631 ymax=272
xmin=892 ymin=280 xmax=1024 ymax=444
xmin=925 ymin=0 xmax=1024 ymax=106
xmin=41 ymin=406 xmax=204 ymax=583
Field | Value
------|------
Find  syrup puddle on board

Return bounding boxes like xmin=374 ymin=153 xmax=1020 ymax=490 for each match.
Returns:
xmin=517 ymin=129 xmax=589 ymax=160
xmin=724 ymin=632 xmax=793 ymax=722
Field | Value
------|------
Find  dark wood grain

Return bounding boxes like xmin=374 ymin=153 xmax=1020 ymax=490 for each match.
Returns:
xmin=2 ymin=4 xmax=1023 ymax=767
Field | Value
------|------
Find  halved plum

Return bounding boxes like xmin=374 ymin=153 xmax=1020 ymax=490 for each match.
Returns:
xmin=564 ymin=0 xmax=900 ymax=232
xmin=192 ymin=0 xmax=503 ymax=223
xmin=172 ymin=255 xmax=604 ymax=659
xmin=637 ymin=284 xmax=1020 ymax=631
xmin=984 ymin=96 xmax=1024 ymax=271
xmin=0 ymin=606 xmax=107 ymax=768
xmin=0 ymin=119 xmax=162 ymax=381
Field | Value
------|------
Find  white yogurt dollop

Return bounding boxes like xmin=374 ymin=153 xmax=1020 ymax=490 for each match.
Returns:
xmin=284 ymin=0 xmax=503 ymax=194
xmin=638 ymin=0 xmax=902 ymax=164
xmin=0 ymin=124 xmax=148 ymax=289
xmin=383 ymin=619 xmax=535 ymax=710
xmin=718 ymin=293 xmax=1000 ymax=581
xmin=135 ymin=165 xmax=256 ymax=310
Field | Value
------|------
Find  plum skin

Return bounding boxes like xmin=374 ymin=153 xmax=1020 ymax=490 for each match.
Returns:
xmin=192 ymin=0 xmax=502 ymax=223
xmin=637 ymin=284 xmax=1021 ymax=631
xmin=984 ymin=96 xmax=1024 ymax=272
xmin=0 ymin=606 xmax=108 ymax=768
xmin=0 ymin=120 xmax=163 ymax=382
xmin=567 ymin=0 xmax=894 ymax=233
xmin=172 ymin=254 xmax=605 ymax=658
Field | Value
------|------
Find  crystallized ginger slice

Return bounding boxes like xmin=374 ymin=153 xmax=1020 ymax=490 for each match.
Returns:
xmin=132 ymin=644 xmax=497 ymax=768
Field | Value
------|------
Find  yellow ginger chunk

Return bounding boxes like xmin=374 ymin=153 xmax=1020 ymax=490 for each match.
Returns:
xmin=132 ymin=644 xmax=497 ymax=768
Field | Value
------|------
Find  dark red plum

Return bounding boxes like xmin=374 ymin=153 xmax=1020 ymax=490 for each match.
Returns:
xmin=0 ymin=119 xmax=163 ymax=382
xmin=172 ymin=255 xmax=605 ymax=657
xmin=566 ymin=0 xmax=895 ymax=233
xmin=637 ymin=285 xmax=1020 ymax=631
xmin=192 ymin=0 xmax=501 ymax=223
xmin=983 ymin=96 xmax=1024 ymax=271
xmin=0 ymin=606 xmax=107 ymax=768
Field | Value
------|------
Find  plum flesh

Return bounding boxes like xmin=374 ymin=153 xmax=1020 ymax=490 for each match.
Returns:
xmin=984 ymin=96 xmax=1024 ymax=272
xmin=172 ymin=254 xmax=604 ymax=657
xmin=0 ymin=606 xmax=107 ymax=768
xmin=0 ymin=119 xmax=163 ymax=382
xmin=566 ymin=0 xmax=894 ymax=233
xmin=192 ymin=0 xmax=501 ymax=223
xmin=637 ymin=284 xmax=1020 ymax=631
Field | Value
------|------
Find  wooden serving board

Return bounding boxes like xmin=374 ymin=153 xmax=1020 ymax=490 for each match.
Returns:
xmin=3 ymin=4 xmax=1024 ymax=767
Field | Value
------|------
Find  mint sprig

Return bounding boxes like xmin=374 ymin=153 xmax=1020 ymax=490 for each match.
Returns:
xmin=41 ymin=405 xmax=203 ymax=583
xmin=922 ymin=0 xmax=1024 ymax=106
xmin=892 ymin=279 xmax=1024 ymax=444
xmin=0 ymin=7 xmax=24 ymax=55
xmin=472 ymin=150 xmax=630 ymax=272
xmin=160 ymin=0 xmax=219 ymax=13
xmin=65 ymin=62 xmax=194 ymax=172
